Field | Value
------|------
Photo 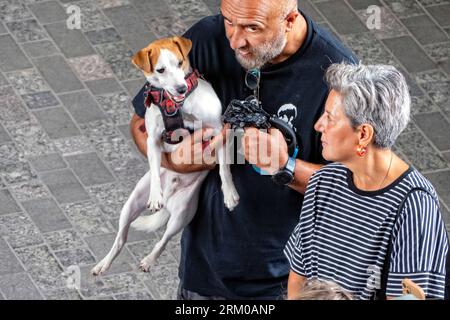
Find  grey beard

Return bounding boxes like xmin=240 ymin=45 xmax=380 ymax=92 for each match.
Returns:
xmin=236 ymin=32 xmax=287 ymax=70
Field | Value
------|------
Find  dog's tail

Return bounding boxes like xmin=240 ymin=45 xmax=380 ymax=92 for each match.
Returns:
xmin=131 ymin=209 xmax=170 ymax=233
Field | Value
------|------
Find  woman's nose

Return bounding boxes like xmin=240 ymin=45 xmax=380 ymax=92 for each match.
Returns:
xmin=314 ymin=117 xmax=323 ymax=132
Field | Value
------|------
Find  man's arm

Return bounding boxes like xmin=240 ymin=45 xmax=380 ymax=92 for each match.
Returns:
xmin=130 ymin=114 xmax=148 ymax=155
xmin=288 ymin=159 xmax=322 ymax=194
xmin=242 ymin=127 xmax=322 ymax=194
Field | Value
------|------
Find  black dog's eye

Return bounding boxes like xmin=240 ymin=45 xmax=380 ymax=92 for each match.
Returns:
xmin=156 ymin=68 xmax=165 ymax=74
xmin=178 ymin=61 xmax=183 ymax=67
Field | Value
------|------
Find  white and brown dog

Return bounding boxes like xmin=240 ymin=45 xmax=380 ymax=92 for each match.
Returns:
xmin=91 ymin=36 xmax=239 ymax=275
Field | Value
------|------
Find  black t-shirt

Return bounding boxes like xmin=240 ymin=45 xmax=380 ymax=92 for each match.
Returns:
xmin=132 ymin=13 xmax=357 ymax=299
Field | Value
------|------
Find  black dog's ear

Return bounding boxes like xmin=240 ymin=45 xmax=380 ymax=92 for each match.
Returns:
xmin=132 ymin=47 xmax=153 ymax=73
xmin=172 ymin=36 xmax=192 ymax=60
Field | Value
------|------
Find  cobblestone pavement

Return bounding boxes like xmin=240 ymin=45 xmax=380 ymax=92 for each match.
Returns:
xmin=0 ymin=0 xmax=449 ymax=300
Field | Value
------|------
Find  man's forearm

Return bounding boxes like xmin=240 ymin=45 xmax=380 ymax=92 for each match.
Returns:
xmin=288 ymin=160 xmax=323 ymax=194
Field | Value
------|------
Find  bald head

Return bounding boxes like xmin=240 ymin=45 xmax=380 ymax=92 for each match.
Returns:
xmin=251 ymin=0 xmax=297 ymax=18
xmin=274 ymin=0 xmax=298 ymax=17
xmin=220 ymin=0 xmax=301 ymax=69
xmin=221 ymin=0 xmax=297 ymax=19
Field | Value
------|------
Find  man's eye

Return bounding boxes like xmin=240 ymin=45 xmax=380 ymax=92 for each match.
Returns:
xmin=246 ymin=26 xmax=259 ymax=32
xmin=156 ymin=68 xmax=165 ymax=74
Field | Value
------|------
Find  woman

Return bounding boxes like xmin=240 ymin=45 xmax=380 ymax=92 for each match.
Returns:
xmin=284 ymin=63 xmax=448 ymax=300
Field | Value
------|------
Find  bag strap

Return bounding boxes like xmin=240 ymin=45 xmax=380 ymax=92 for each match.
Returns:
xmin=376 ymin=187 xmax=438 ymax=300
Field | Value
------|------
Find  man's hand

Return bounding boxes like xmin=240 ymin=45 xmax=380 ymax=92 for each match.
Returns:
xmin=130 ymin=114 xmax=229 ymax=173
xmin=167 ymin=124 xmax=230 ymax=173
xmin=242 ymin=127 xmax=289 ymax=175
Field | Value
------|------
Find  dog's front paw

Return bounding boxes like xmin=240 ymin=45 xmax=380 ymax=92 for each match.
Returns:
xmin=139 ymin=257 xmax=155 ymax=273
xmin=91 ymin=260 xmax=110 ymax=276
xmin=147 ymin=192 xmax=163 ymax=213
xmin=223 ymin=185 xmax=240 ymax=211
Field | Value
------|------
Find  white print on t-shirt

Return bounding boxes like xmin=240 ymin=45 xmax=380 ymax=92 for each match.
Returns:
xmin=277 ymin=103 xmax=298 ymax=132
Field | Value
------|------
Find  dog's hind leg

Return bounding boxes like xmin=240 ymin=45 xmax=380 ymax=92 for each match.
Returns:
xmin=131 ymin=170 xmax=179 ymax=233
xmin=91 ymin=171 xmax=153 ymax=276
xmin=139 ymin=172 xmax=207 ymax=272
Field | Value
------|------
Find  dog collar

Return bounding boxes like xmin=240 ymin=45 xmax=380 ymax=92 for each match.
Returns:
xmin=143 ymin=70 xmax=200 ymax=144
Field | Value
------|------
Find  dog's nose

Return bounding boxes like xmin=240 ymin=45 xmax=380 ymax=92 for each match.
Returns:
xmin=176 ymin=85 xmax=188 ymax=94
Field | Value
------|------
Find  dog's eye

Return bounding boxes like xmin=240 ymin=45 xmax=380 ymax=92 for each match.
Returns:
xmin=178 ymin=61 xmax=183 ymax=67
xmin=156 ymin=68 xmax=165 ymax=74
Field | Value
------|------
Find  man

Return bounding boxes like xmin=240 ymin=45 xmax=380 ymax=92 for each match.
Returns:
xmin=131 ymin=0 xmax=357 ymax=299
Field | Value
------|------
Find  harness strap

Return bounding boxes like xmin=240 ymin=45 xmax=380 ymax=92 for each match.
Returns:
xmin=143 ymin=70 xmax=200 ymax=144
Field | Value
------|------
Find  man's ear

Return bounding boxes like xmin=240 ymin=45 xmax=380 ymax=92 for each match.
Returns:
xmin=132 ymin=48 xmax=153 ymax=73
xmin=285 ymin=10 xmax=299 ymax=32
xmin=172 ymin=36 xmax=192 ymax=59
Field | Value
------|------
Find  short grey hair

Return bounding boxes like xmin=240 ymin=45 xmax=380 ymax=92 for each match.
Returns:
xmin=291 ymin=279 xmax=354 ymax=300
xmin=325 ymin=63 xmax=411 ymax=149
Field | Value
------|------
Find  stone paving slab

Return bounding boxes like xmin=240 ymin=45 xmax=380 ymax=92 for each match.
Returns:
xmin=0 ymin=272 xmax=43 ymax=300
xmin=0 ymin=0 xmax=448 ymax=300
xmin=64 ymin=152 xmax=115 ymax=186
xmin=21 ymin=40 xmax=60 ymax=58
xmin=0 ymin=34 xmax=32 ymax=72
xmin=0 ymin=189 xmax=21 ymax=215
xmin=0 ymin=123 xmax=11 ymax=144
xmin=29 ymin=153 xmax=67 ymax=172
xmin=45 ymin=21 xmax=96 ymax=58
xmin=41 ymin=169 xmax=91 ymax=204
xmin=0 ymin=238 xmax=24 ymax=276
xmin=383 ymin=36 xmax=436 ymax=73
xmin=33 ymin=107 xmax=81 ymax=139
xmin=0 ymin=22 xmax=6 ymax=34
xmin=34 ymin=55 xmax=84 ymax=93
xmin=28 ymin=1 xmax=67 ymax=25
xmin=59 ymin=90 xmax=107 ymax=123
xmin=22 ymin=198 xmax=72 ymax=233
xmin=85 ymin=78 xmax=122 ymax=95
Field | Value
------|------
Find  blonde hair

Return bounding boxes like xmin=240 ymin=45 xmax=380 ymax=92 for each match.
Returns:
xmin=291 ymin=279 xmax=354 ymax=300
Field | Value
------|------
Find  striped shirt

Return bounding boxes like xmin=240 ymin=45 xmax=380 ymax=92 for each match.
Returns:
xmin=284 ymin=163 xmax=448 ymax=300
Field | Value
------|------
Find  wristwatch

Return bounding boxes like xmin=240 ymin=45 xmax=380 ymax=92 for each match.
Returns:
xmin=272 ymin=156 xmax=296 ymax=186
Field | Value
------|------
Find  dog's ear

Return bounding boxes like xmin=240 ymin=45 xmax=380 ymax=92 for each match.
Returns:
xmin=172 ymin=36 xmax=192 ymax=60
xmin=132 ymin=48 xmax=153 ymax=73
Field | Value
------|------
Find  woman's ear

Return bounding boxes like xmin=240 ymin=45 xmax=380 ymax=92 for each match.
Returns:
xmin=357 ymin=124 xmax=375 ymax=147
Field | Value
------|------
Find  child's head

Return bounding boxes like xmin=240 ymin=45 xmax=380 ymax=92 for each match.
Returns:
xmin=290 ymin=279 xmax=354 ymax=300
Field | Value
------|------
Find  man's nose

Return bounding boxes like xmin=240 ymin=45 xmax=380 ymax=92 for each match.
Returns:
xmin=228 ymin=28 xmax=246 ymax=50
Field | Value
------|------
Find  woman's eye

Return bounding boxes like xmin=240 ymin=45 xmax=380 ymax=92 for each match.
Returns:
xmin=156 ymin=68 xmax=165 ymax=74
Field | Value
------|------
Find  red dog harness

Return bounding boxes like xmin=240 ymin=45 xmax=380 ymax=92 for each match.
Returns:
xmin=143 ymin=70 xmax=200 ymax=144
